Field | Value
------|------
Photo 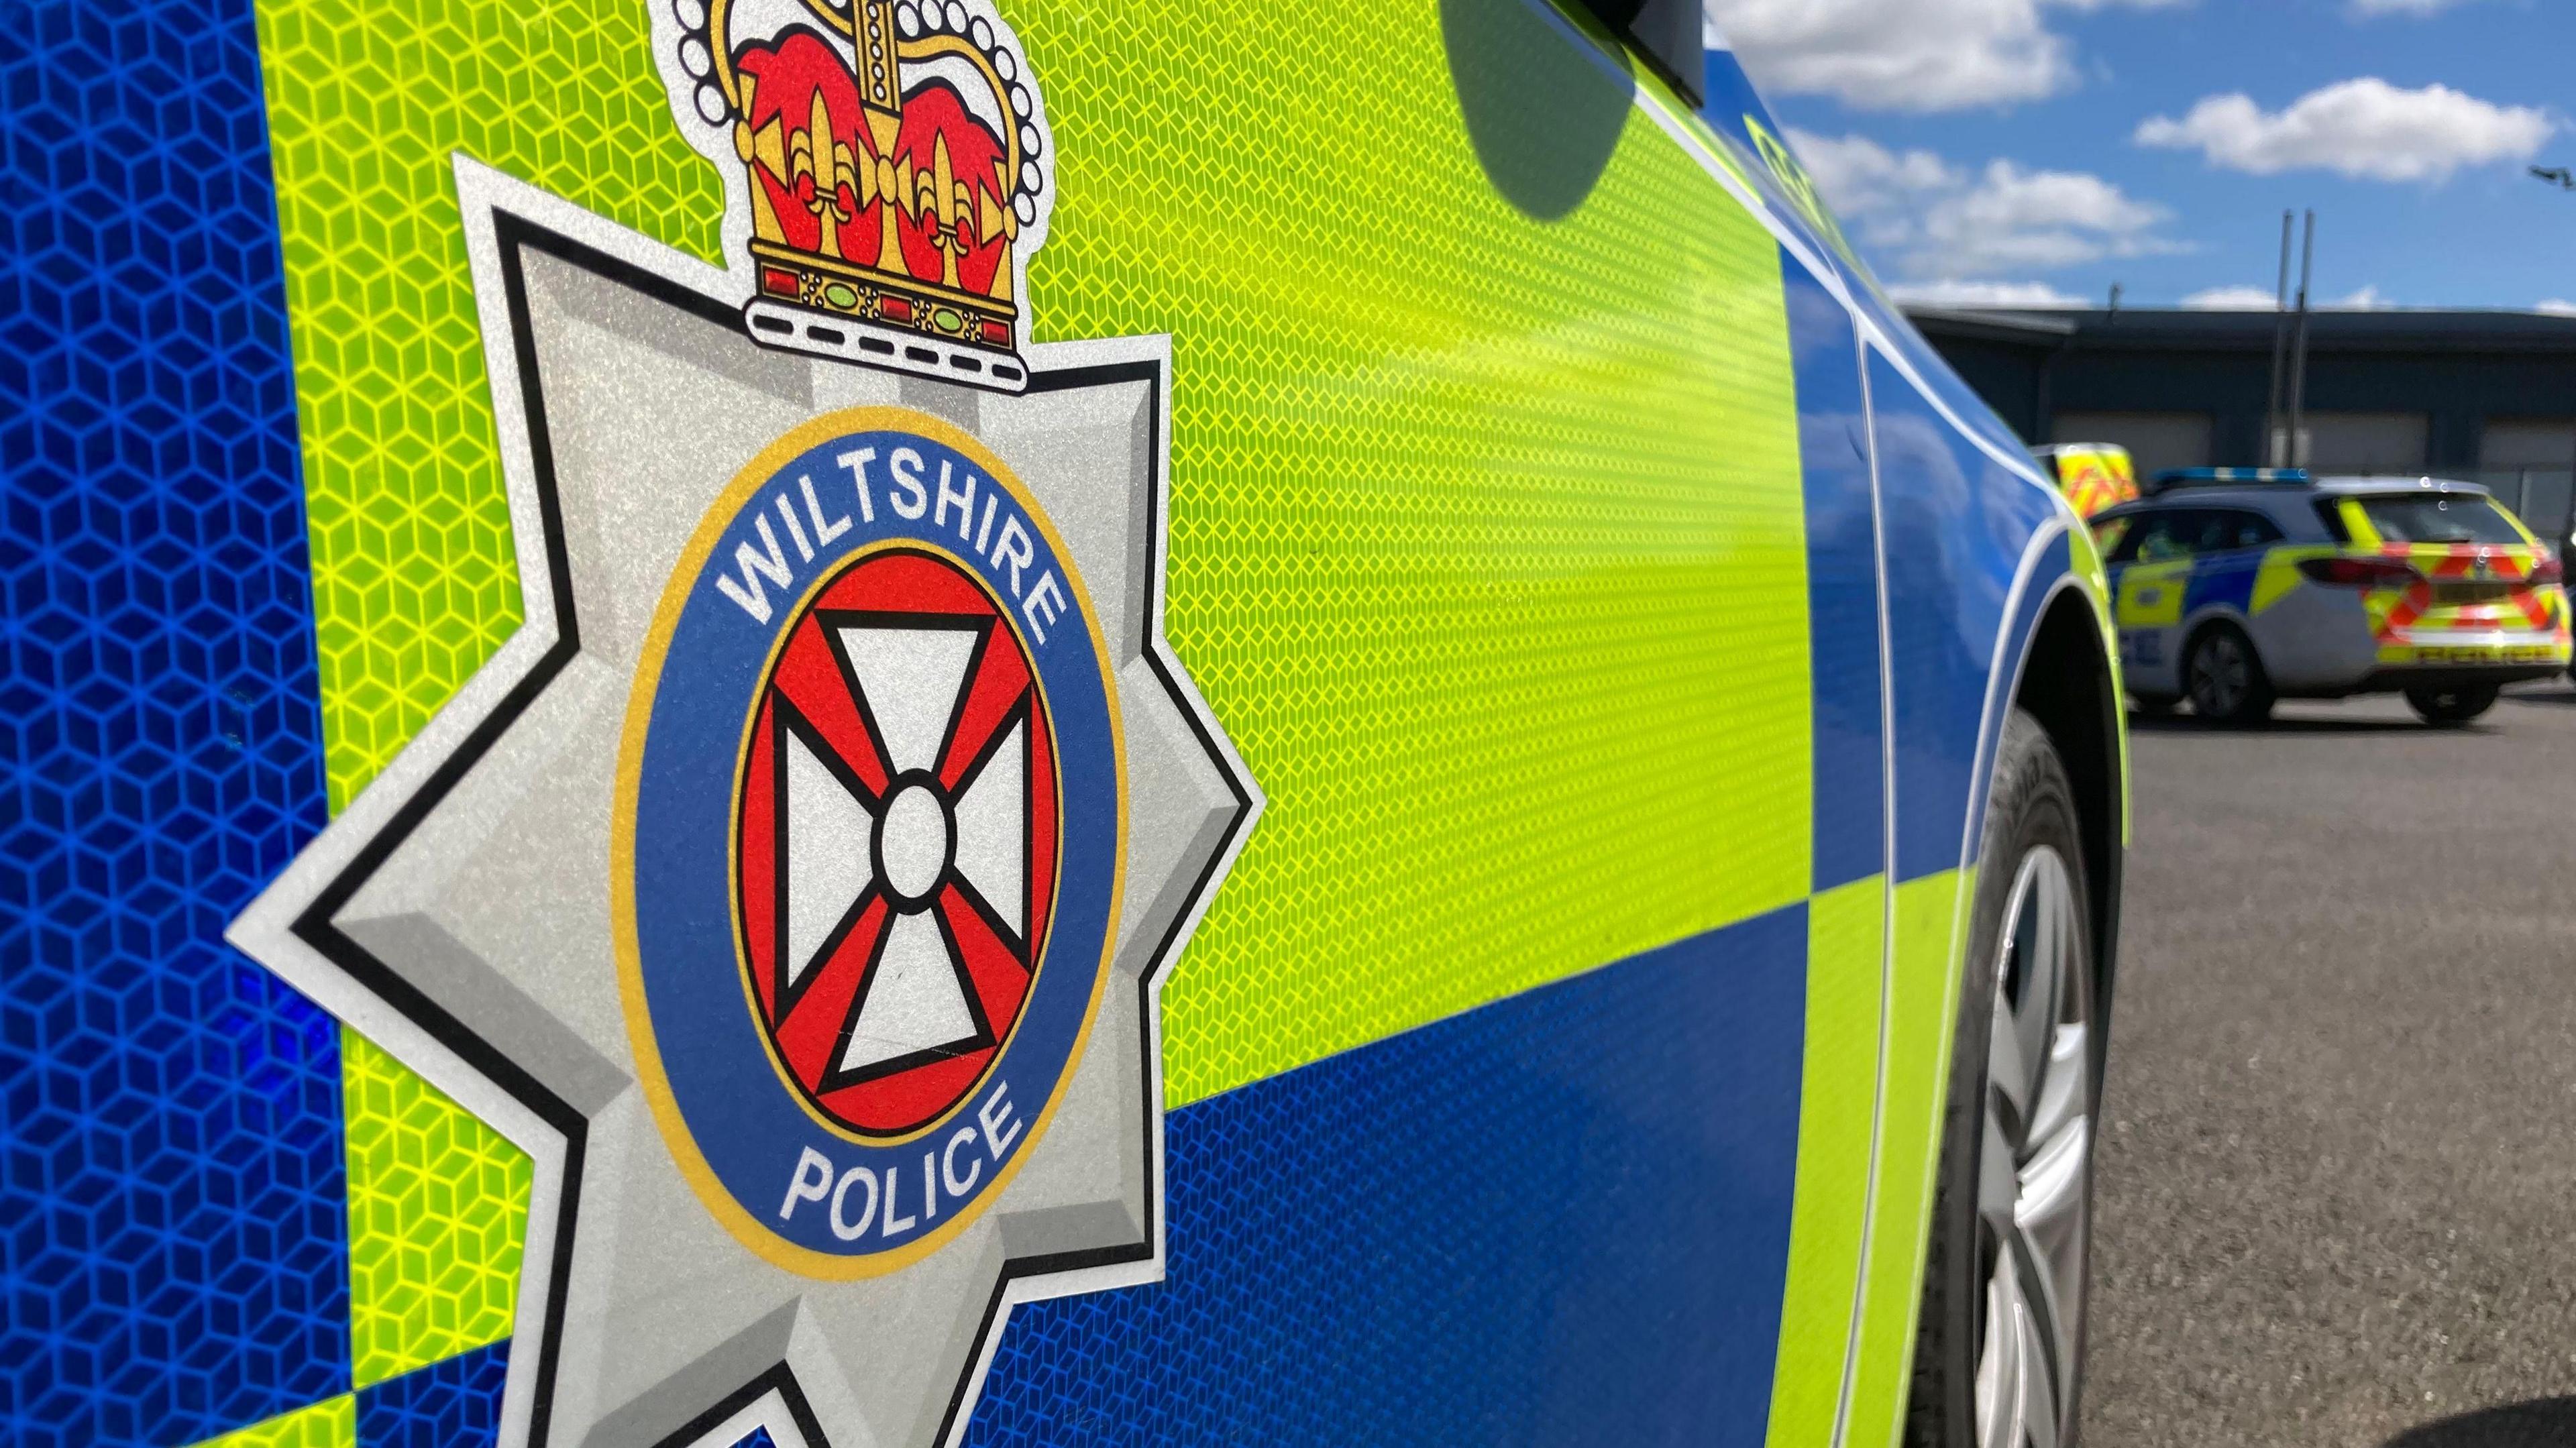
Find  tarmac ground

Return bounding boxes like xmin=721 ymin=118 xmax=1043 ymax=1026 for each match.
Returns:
xmin=2080 ymin=681 xmax=2576 ymax=1448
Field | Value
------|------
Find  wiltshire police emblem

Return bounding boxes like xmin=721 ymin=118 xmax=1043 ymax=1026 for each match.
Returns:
xmin=227 ymin=3 xmax=1258 ymax=1445
xmin=624 ymin=419 xmax=1122 ymax=1270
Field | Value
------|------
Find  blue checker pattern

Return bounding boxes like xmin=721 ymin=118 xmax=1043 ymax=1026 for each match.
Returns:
xmin=0 ymin=1 xmax=348 ymax=1445
xmin=1784 ymin=247 xmax=1888 ymax=895
xmin=966 ymin=907 xmax=1809 ymax=1447
xmin=1871 ymin=350 xmax=2057 ymax=882
xmin=356 ymin=1340 xmax=509 ymax=1448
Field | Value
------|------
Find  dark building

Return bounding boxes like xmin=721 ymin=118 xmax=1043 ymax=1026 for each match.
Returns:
xmin=1908 ymin=305 xmax=2576 ymax=539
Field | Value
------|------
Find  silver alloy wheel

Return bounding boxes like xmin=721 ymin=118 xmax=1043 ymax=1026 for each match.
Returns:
xmin=2189 ymin=632 xmax=2247 ymax=717
xmin=1973 ymin=844 xmax=2092 ymax=1448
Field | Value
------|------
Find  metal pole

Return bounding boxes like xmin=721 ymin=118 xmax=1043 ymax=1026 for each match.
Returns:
xmin=2264 ymin=210 xmax=2292 ymax=465
xmin=2286 ymin=209 xmax=2315 ymax=468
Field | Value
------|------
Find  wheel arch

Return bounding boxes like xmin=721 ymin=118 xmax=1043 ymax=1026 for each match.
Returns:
xmin=2176 ymin=606 xmax=2261 ymax=683
xmin=2010 ymin=581 xmax=2127 ymax=1060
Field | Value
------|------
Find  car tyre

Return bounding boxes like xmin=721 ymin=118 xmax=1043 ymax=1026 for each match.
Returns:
xmin=2184 ymin=624 xmax=2273 ymax=726
xmin=1905 ymin=710 xmax=2100 ymax=1448
xmin=2404 ymin=684 xmax=2499 ymax=726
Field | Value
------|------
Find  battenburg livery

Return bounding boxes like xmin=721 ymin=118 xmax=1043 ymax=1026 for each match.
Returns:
xmin=2 ymin=4 xmax=2129 ymax=1448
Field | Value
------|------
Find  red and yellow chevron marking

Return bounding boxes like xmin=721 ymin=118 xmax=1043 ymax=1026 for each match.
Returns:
xmin=2052 ymin=446 xmax=2138 ymax=519
xmin=2371 ymin=543 xmax=2558 ymax=632
xmin=2355 ymin=541 xmax=2571 ymax=665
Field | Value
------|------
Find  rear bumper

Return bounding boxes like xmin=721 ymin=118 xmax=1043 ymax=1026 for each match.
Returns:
xmin=2272 ymin=630 xmax=2569 ymax=696
xmin=2263 ymin=596 xmax=2568 ymax=695
xmin=2347 ymin=663 xmax=2566 ymax=695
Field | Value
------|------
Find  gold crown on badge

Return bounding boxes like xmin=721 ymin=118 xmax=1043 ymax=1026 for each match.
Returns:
xmin=666 ymin=0 xmax=1053 ymax=390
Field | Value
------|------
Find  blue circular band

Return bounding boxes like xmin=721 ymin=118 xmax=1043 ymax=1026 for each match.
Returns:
xmin=629 ymin=427 xmax=1118 ymax=1260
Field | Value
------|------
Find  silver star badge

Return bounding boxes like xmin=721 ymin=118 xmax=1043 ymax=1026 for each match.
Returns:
xmin=229 ymin=158 xmax=1258 ymax=1448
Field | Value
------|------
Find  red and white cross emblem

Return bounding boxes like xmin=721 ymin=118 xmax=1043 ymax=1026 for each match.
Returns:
xmin=735 ymin=549 xmax=1059 ymax=1136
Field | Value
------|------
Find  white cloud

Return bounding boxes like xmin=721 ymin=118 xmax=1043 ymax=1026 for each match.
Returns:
xmin=1790 ymin=128 xmax=2181 ymax=279
xmin=2182 ymin=282 xmax=2392 ymax=309
xmin=1711 ymin=0 xmax=2185 ymax=114
xmin=1921 ymin=161 xmax=2176 ymax=272
xmin=1787 ymin=131 xmax=1957 ymax=215
xmin=2137 ymin=78 xmax=2553 ymax=182
xmin=1888 ymin=279 xmax=2086 ymax=308
xmin=2347 ymin=0 xmax=2473 ymax=15
xmin=2184 ymin=285 xmax=2283 ymax=309
xmin=2537 ymin=299 xmax=2576 ymax=316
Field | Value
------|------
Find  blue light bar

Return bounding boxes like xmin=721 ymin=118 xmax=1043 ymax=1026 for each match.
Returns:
xmin=2145 ymin=467 xmax=2310 ymax=493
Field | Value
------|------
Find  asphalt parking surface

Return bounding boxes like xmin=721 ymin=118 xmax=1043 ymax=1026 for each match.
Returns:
xmin=2080 ymin=682 xmax=2576 ymax=1448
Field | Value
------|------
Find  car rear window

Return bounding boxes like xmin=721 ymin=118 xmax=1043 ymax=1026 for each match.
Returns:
xmin=2348 ymin=493 xmax=2526 ymax=545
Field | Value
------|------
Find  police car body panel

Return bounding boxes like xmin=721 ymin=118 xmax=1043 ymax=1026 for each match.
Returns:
xmin=2097 ymin=474 xmax=2572 ymax=710
xmin=1 ymin=3 xmax=2124 ymax=1448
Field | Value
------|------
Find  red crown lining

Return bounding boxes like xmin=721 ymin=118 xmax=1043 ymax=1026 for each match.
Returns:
xmin=738 ymin=30 xmax=1012 ymax=296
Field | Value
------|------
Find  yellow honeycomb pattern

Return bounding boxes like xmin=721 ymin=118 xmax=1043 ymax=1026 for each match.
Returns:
xmin=254 ymin=0 xmax=727 ymax=812
xmin=252 ymin=0 xmax=1814 ymax=1108
xmin=1014 ymin=0 xmax=1811 ymax=1103
xmin=340 ymin=1026 xmax=532 ymax=1390
xmin=188 ymin=1394 xmax=356 ymax=1448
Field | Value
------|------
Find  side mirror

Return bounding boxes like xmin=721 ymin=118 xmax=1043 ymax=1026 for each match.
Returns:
xmin=1574 ymin=0 xmax=1705 ymax=107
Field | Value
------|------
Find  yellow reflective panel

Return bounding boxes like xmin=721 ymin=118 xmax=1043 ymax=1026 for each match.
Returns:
xmin=1024 ymin=0 xmax=1813 ymax=1103
xmin=2114 ymin=560 xmax=2188 ymax=630
xmin=1843 ymin=867 xmax=1970 ymax=1448
xmin=2251 ymin=545 xmax=2330 ymax=615
xmin=258 ymin=0 xmax=1814 ymax=1103
xmin=255 ymin=0 xmax=729 ymax=813
xmin=1766 ymin=875 xmax=1888 ymax=1448
xmin=342 ymin=1026 xmax=531 ymax=1389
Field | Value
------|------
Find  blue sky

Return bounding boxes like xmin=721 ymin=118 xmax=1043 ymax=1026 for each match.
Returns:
xmin=1715 ymin=0 xmax=2576 ymax=310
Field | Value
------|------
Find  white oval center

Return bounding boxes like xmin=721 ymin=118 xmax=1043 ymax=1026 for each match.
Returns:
xmin=879 ymin=783 xmax=949 ymax=901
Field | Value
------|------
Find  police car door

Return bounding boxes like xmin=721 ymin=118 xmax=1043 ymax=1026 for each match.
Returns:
xmin=2108 ymin=510 xmax=2200 ymax=695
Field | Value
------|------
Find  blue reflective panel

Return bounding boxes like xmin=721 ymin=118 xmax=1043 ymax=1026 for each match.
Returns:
xmin=967 ymin=906 xmax=1809 ymax=1447
xmin=1 ymin=3 xmax=347 ymax=1445
xmin=1966 ymin=532 xmax=2076 ymax=858
xmin=1784 ymin=249 xmax=1887 ymax=893
xmin=1870 ymin=353 xmax=2057 ymax=881
xmin=2184 ymin=552 xmax=2262 ymax=616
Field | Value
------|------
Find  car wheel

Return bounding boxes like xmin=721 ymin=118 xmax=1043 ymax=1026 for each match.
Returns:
xmin=2404 ymin=684 xmax=2499 ymax=726
xmin=1907 ymin=711 xmax=2099 ymax=1448
xmin=2184 ymin=624 xmax=2273 ymax=726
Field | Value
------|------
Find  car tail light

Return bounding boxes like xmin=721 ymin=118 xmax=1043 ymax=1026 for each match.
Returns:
xmin=2530 ymin=555 xmax=2565 ymax=586
xmin=2297 ymin=556 xmax=2422 ymax=588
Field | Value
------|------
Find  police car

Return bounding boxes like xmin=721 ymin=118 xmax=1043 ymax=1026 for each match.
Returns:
xmin=4 ymin=5 xmax=2127 ymax=1448
xmin=2034 ymin=441 xmax=2141 ymax=519
xmin=2094 ymin=470 xmax=2572 ymax=725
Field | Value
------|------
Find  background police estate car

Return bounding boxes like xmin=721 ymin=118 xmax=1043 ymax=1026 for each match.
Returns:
xmin=0 ymin=3 xmax=2127 ymax=1448
xmin=2094 ymin=471 xmax=2571 ymax=726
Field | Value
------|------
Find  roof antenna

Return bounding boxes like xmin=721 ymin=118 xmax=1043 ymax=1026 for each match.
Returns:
xmin=2287 ymin=210 xmax=2315 ymax=470
xmin=2265 ymin=210 xmax=2293 ymax=466
xmin=2108 ymin=282 xmax=2123 ymax=316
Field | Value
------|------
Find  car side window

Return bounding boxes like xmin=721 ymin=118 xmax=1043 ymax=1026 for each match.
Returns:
xmin=2218 ymin=509 xmax=2286 ymax=551
xmin=2120 ymin=510 xmax=2198 ymax=564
